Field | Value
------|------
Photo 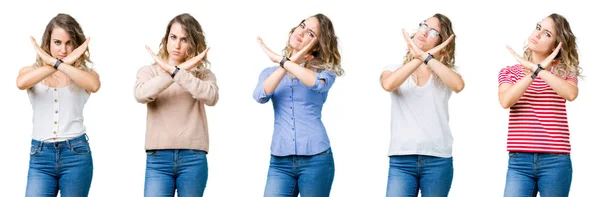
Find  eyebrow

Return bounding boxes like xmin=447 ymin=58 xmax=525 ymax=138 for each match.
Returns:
xmin=170 ymin=33 xmax=187 ymax=39
xmin=537 ymin=23 xmax=554 ymax=36
xmin=301 ymin=22 xmax=317 ymax=36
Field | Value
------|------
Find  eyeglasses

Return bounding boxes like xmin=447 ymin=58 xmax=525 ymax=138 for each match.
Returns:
xmin=418 ymin=22 xmax=441 ymax=38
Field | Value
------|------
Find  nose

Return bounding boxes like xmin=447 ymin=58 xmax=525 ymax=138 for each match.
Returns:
xmin=174 ymin=40 xmax=181 ymax=49
xmin=59 ymin=44 xmax=67 ymax=54
xmin=535 ymin=31 xmax=542 ymax=38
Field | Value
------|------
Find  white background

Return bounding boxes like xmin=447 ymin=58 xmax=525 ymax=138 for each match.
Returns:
xmin=1 ymin=0 xmax=598 ymax=196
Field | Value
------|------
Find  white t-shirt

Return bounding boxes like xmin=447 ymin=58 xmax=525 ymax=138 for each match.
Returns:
xmin=385 ymin=64 xmax=453 ymax=158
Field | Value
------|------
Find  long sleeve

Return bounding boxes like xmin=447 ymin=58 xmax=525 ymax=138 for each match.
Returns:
xmin=311 ymin=70 xmax=336 ymax=93
xmin=172 ymin=69 xmax=219 ymax=106
xmin=134 ymin=66 xmax=174 ymax=104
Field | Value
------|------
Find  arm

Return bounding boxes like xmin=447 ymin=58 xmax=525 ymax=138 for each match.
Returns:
xmin=253 ymin=67 xmax=279 ymax=104
xmin=16 ymin=66 xmax=56 ymax=90
xmin=173 ymin=69 xmax=219 ymax=106
xmin=537 ymin=70 xmax=578 ymax=101
xmin=380 ymin=59 xmax=422 ymax=92
xmin=56 ymin=63 xmax=100 ymax=93
xmin=498 ymin=73 xmax=534 ymax=109
xmin=427 ymin=59 xmax=465 ymax=93
xmin=134 ymin=66 xmax=174 ymax=104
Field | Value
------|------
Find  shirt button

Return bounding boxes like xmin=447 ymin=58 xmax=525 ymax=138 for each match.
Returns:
xmin=55 ymin=110 xmax=58 ymax=114
xmin=54 ymin=88 xmax=57 ymax=91
xmin=292 ymin=128 xmax=295 ymax=130
xmin=289 ymin=96 xmax=292 ymax=98
xmin=54 ymin=99 xmax=58 ymax=103
xmin=290 ymin=107 xmax=293 ymax=109
xmin=54 ymin=121 xmax=57 ymax=124
xmin=53 ymin=131 xmax=57 ymax=135
xmin=289 ymin=86 xmax=292 ymax=88
xmin=291 ymin=117 xmax=294 ymax=120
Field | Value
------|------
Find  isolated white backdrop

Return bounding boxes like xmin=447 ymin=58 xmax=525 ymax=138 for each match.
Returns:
xmin=1 ymin=0 xmax=597 ymax=196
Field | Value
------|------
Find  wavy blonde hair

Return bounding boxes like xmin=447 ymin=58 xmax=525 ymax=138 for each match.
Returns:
xmin=157 ymin=13 xmax=210 ymax=79
xmin=523 ymin=13 xmax=581 ymax=78
xmin=283 ymin=13 xmax=344 ymax=76
xmin=402 ymin=13 xmax=455 ymax=86
xmin=34 ymin=13 xmax=91 ymax=90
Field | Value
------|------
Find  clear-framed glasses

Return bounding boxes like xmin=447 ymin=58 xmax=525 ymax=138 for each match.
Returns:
xmin=418 ymin=22 xmax=441 ymax=38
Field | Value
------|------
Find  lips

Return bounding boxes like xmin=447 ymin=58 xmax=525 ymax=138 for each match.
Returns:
xmin=171 ymin=51 xmax=181 ymax=56
xmin=295 ymin=35 xmax=302 ymax=43
xmin=530 ymin=38 xmax=538 ymax=44
xmin=57 ymin=55 xmax=66 ymax=59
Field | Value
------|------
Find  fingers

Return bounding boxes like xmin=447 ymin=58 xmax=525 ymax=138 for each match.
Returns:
xmin=297 ymin=37 xmax=318 ymax=55
xmin=549 ymin=42 xmax=562 ymax=59
xmin=198 ymin=47 xmax=210 ymax=59
xmin=506 ymin=45 xmax=520 ymax=58
xmin=402 ymin=29 xmax=412 ymax=44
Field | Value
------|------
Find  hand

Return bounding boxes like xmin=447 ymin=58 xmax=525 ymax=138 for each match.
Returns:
xmin=257 ymin=36 xmax=281 ymax=63
xmin=506 ymin=42 xmax=562 ymax=71
xmin=178 ymin=47 xmax=210 ymax=71
xmin=145 ymin=45 xmax=174 ymax=73
xmin=30 ymin=36 xmax=56 ymax=66
xmin=402 ymin=29 xmax=455 ymax=61
xmin=62 ymin=37 xmax=91 ymax=65
xmin=289 ymin=37 xmax=317 ymax=63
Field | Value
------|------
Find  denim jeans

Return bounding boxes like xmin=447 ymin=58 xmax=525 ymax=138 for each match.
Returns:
xmin=25 ymin=134 xmax=93 ymax=197
xmin=144 ymin=149 xmax=208 ymax=197
xmin=264 ymin=148 xmax=335 ymax=197
xmin=386 ymin=155 xmax=453 ymax=197
xmin=504 ymin=152 xmax=572 ymax=197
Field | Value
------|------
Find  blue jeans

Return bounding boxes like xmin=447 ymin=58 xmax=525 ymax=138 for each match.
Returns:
xmin=264 ymin=148 xmax=335 ymax=197
xmin=504 ymin=152 xmax=572 ymax=197
xmin=25 ymin=134 xmax=93 ymax=197
xmin=144 ymin=149 xmax=208 ymax=197
xmin=386 ymin=155 xmax=453 ymax=197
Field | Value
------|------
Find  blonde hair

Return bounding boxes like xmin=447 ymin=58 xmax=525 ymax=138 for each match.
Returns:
xmin=402 ymin=13 xmax=456 ymax=86
xmin=523 ymin=13 xmax=581 ymax=79
xmin=283 ymin=13 xmax=344 ymax=76
xmin=157 ymin=13 xmax=210 ymax=79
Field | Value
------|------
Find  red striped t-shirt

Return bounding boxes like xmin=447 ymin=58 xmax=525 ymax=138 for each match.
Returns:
xmin=498 ymin=64 xmax=578 ymax=154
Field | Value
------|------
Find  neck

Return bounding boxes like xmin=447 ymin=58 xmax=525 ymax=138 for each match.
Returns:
xmin=168 ymin=57 xmax=182 ymax=66
xmin=530 ymin=51 xmax=550 ymax=64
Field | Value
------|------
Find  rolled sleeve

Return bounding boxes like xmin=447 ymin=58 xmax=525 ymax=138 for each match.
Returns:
xmin=311 ymin=70 xmax=336 ymax=93
xmin=253 ymin=67 xmax=277 ymax=103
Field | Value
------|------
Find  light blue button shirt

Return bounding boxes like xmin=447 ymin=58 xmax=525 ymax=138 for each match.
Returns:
xmin=253 ymin=66 xmax=336 ymax=156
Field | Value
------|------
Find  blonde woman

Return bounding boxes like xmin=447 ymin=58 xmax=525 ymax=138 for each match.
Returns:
xmin=17 ymin=13 xmax=100 ymax=197
xmin=500 ymin=13 xmax=580 ymax=197
xmin=253 ymin=13 xmax=343 ymax=197
xmin=380 ymin=13 xmax=463 ymax=197
xmin=134 ymin=13 xmax=217 ymax=197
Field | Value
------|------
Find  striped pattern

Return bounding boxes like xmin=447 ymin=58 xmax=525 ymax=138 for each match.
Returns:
xmin=498 ymin=65 xmax=577 ymax=154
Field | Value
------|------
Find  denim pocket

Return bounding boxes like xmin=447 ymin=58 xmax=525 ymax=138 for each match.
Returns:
xmin=69 ymin=141 xmax=91 ymax=155
xmin=508 ymin=152 xmax=519 ymax=158
xmin=146 ymin=150 xmax=158 ymax=156
xmin=191 ymin=149 xmax=207 ymax=155
xmin=29 ymin=144 xmax=41 ymax=157
xmin=315 ymin=148 xmax=332 ymax=156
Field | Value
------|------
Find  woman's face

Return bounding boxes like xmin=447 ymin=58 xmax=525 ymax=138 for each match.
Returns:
xmin=49 ymin=27 xmax=74 ymax=59
xmin=167 ymin=22 xmax=190 ymax=63
xmin=412 ymin=17 xmax=442 ymax=52
xmin=289 ymin=16 xmax=320 ymax=52
xmin=527 ymin=17 xmax=558 ymax=55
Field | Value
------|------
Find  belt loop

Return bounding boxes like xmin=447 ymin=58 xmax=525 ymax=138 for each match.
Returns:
xmin=65 ymin=137 xmax=72 ymax=149
xmin=84 ymin=133 xmax=89 ymax=141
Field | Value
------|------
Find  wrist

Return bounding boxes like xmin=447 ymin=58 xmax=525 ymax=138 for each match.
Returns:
xmin=53 ymin=59 xmax=63 ymax=69
xmin=279 ymin=55 xmax=290 ymax=68
xmin=423 ymin=53 xmax=434 ymax=65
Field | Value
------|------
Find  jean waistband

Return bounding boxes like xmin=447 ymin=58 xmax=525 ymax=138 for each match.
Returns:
xmin=31 ymin=134 xmax=88 ymax=148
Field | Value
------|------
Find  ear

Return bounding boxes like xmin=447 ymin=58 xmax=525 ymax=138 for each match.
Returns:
xmin=552 ymin=59 xmax=561 ymax=66
xmin=303 ymin=54 xmax=315 ymax=62
xmin=438 ymin=51 xmax=449 ymax=57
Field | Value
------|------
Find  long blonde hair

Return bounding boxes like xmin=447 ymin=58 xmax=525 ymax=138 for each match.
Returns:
xmin=157 ymin=13 xmax=210 ymax=79
xmin=283 ymin=13 xmax=344 ymax=76
xmin=523 ymin=13 xmax=581 ymax=78
xmin=402 ymin=13 xmax=456 ymax=86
